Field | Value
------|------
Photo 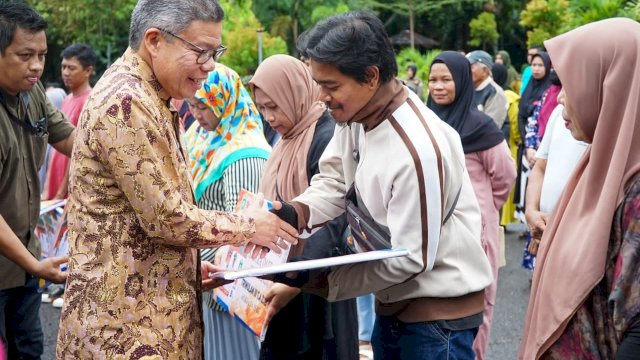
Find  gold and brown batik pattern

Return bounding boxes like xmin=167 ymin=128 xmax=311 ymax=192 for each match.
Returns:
xmin=56 ymin=48 xmax=256 ymax=359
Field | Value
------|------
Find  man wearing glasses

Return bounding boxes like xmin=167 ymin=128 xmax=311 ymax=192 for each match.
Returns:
xmin=0 ymin=3 xmax=76 ymax=359
xmin=55 ymin=0 xmax=298 ymax=359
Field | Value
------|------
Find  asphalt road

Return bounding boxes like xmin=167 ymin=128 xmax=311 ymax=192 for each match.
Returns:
xmin=40 ymin=224 xmax=531 ymax=360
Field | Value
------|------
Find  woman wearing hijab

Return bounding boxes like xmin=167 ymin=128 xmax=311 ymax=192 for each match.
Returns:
xmin=519 ymin=18 xmax=640 ymax=359
xmin=249 ymin=54 xmax=358 ymax=360
xmin=533 ymin=70 xmax=562 ymax=142
xmin=518 ymin=52 xmax=552 ymax=153
xmin=495 ymin=50 xmax=521 ymax=93
xmin=427 ymin=51 xmax=516 ymax=360
xmin=493 ymin=63 xmax=522 ymax=228
xmin=515 ymin=51 xmax=552 ymax=269
xmin=183 ymin=63 xmax=272 ymax=360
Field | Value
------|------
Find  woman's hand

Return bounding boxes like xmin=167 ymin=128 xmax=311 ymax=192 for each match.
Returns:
xmin=526 ymin=148 xmax=537 ymax=167
xmin=525 ymin=210 xmax=549 ymax=240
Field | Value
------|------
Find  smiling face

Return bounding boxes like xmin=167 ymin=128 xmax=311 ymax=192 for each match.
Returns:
xmin=253 ymin=87 xmax=293 ymax=136
xmin=61 ymin=56 xmax=92 ymax=93
xmin=428 ymin=63 xmax=456 ymax=106
xmin=0 ymin=27 xmax=47 ymax=96
xmin=309 ymin=60 xmax=378 ymax=123
xmin=187 ymin=97 xmax=220 ymax=131
xmin=147 ymin=20 xmax=222 ymax=99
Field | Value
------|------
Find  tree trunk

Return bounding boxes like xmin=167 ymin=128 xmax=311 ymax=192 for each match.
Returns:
xmin=409 ymin=7 xmax=415 ymax=50
xmin=293 ymin=0 xmax=300 ymax=48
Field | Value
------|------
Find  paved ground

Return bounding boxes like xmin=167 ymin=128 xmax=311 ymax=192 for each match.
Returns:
xmin=40 ymin=224 xmax=531 ymax=360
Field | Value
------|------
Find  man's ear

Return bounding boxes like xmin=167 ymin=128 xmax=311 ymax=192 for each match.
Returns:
xmin=83 ymin=65 xmax=94 ymax=78
xmin=143 ymin=28 xmax=164 ymax=59
xmin=364 ymin=66 xmax=380 ymax=89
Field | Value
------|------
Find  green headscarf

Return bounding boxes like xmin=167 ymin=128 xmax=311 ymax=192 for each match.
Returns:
xmin=498 ymin=50 xmax=520 ymax=91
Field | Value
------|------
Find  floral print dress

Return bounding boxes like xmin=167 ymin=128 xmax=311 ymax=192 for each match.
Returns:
xmin=544 ymin=174 xmax=640 ymax=359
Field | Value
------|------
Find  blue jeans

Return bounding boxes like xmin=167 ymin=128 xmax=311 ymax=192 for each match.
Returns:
xmin=0 ymin=275 xmax=43 ymax=360
xmin=371 ymin=315 xmax=477 ymax=360
xmin=357 ymin=294 xmax=375 ymax=342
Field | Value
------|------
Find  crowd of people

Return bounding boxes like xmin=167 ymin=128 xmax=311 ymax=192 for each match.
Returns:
xmin=0 ymin=1 xmax=639 ymax=359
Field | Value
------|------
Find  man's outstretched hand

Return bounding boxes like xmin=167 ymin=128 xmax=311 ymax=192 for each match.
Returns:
xmin=34 ymin=256 xmax=68 ymax=284
xmin=201 ymin=261 xmax=232 ymax=291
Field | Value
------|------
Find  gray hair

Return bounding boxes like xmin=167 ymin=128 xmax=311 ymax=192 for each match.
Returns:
xmin=129 ymin=0 xmax=224 ymax=50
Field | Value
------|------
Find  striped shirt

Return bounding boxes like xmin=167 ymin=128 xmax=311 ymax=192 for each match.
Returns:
xmin=199 ymin=156 xmax=265 ymax=262
xmin=197 ymin=157 xmax=266 ymax=309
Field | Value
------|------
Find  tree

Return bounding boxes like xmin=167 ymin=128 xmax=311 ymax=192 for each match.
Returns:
xmin=352 ymin=0 xmax=482 ymax=49
xmin=28 ymin=0 xmax=136 ymax=83
xmin=252 ymin=0 xmax=350 ymax=53
xmin=219 ymin=0 xmax=287 ymax=76
xmin=468 ymin=11 xmax=500 ymax=52
xmin=519 ymin=0 xmax=572 ymax=47
xmin=568 ymin=0 xmax=640 ymax=26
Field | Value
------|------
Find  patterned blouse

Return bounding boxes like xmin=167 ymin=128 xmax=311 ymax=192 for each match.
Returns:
xmin=56 ymin=48 xmax=256 ymax=359
xmin=545 ymin=174 xmax=640 ymax=359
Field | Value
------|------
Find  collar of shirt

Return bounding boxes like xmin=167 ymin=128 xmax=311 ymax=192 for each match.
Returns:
xmin=121 ymin=48 xmax=172 ymax=103
xmin=475 ymin=77 xmax=493 ymax=91
xmin=0 ymin=86 xmax=30 ymax=119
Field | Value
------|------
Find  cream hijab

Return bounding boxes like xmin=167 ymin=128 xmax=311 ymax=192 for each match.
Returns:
xmin=519 ymin=18 xmax=640 ymax=359
xmin=250 ymin=54 xmax=326 ymax=201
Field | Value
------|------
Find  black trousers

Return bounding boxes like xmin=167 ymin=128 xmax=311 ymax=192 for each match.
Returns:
xmin=617 ymin=324 xmax=640 ymax=360
xmin=0 ymin=275 xmax=43 ymax=360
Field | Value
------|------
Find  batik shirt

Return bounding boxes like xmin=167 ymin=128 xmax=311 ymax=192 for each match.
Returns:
xmin=56 ymin=48 xmax=255 ymax=359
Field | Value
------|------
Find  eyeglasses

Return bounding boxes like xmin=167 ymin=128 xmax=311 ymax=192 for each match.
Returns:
xmin=159 ymin=28 xmax=227 ymax=65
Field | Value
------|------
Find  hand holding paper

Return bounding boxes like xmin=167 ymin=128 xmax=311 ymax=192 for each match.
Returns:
xmin=264 ymin=283 xmax=301 ymax=324
xmin=242 ymin=196 xmax=298 ymax=254
xmin=201 ymin=261 xmax=232 ymax=291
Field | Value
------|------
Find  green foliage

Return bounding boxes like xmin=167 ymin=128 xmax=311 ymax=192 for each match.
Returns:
xmin=395 ymin=48 xmax=442 ymax=99
xmin=352 ymin=0 xmax=474 ymax=15
xmin=468 ymin=12 xmax=499 ymax=51
xmin=219 ymin=0 xmax=287 ymax=76
xmin=310 ymin=3 xmax=351 ymax=26
xmin=28 ymin=0 xmax=136 ymax=82
xmin=252 ymin=0 xmax=350 ymax=53
xmin=569 ymin=0 xmax=640 ymax=26
xmin=621 ymin=0 xmax=640 ymax=18
xmin=519 ymin=0 xmax=572 ymax=47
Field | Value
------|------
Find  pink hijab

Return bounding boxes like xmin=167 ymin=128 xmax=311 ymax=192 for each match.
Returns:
xmin=519 ymin=18 xmax=640 ymax=359
xmin=250 ymin=55 xmax=326 ymax=201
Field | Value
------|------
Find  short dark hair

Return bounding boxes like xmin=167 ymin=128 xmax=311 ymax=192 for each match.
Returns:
xmin=61 ymin=43 xmax=98 ymax=69
xmin=0 ymin=2 xmax=47 ymax=55
xmin=297 ymin=12 xmax=397 ymax=84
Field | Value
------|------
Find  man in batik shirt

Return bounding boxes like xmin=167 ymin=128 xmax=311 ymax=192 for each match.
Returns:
xmin=56 ymin=1 xmax=297 ymax=358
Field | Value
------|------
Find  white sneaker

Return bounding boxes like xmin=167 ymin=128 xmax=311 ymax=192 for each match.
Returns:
xmin=52 ymin=297 xmax=64 ymax=308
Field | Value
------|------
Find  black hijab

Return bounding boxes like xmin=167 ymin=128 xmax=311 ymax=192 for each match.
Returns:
xmin=427 ymin=51 xmax=504 ymax=154
xmin=492 ymin=63 xmax=509 ymax=90
xmin=518 ymin=51 xmax=552 ymax=124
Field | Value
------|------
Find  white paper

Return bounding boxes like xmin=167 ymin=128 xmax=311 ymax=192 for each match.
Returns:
xmin=210 ymin=248 xmax=410 ymax=281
